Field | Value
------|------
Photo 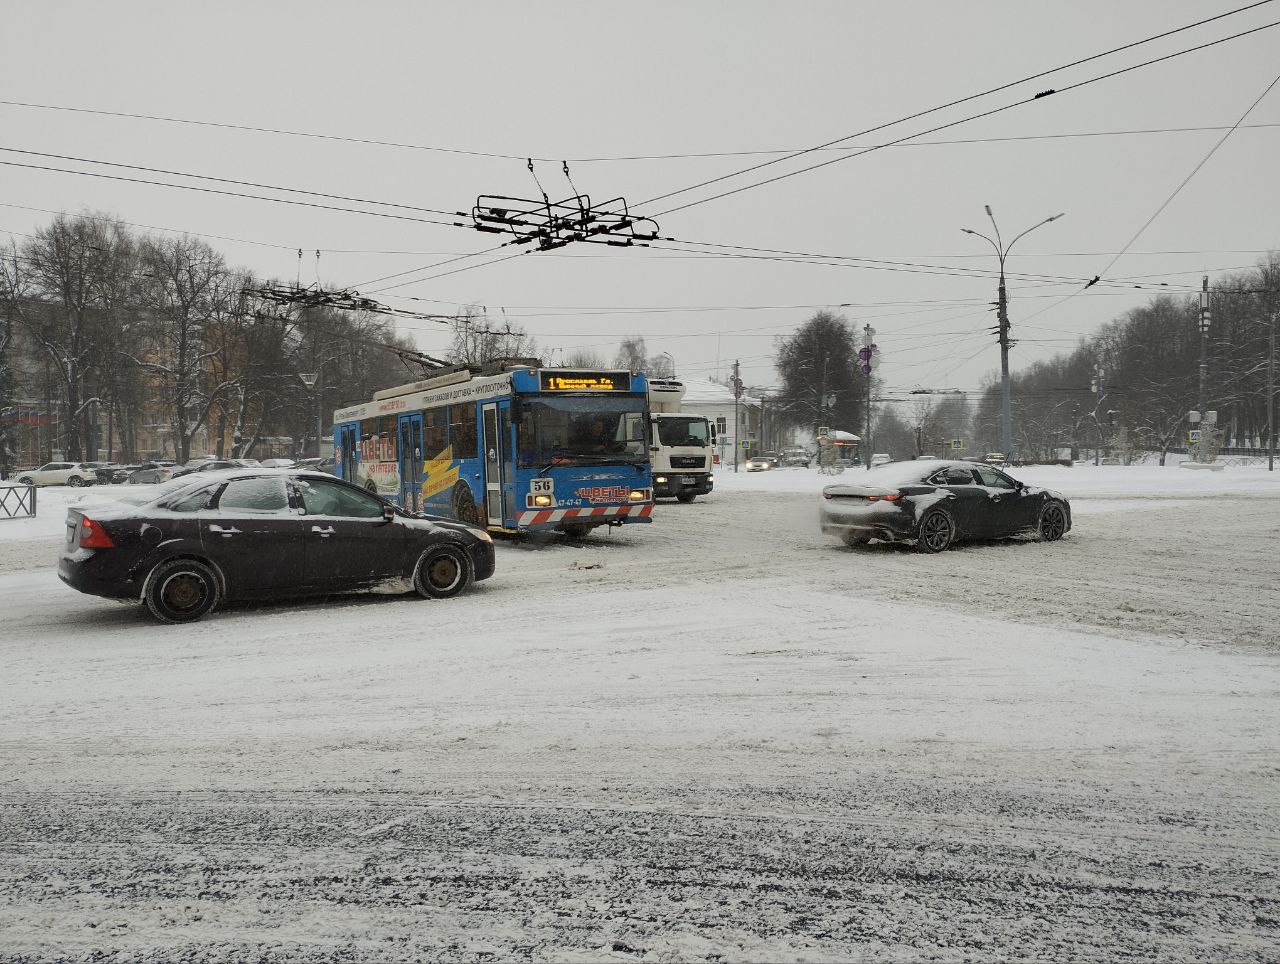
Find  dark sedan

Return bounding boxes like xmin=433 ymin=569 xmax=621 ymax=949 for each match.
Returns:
xmin=58 ymin=469 xmax=496 ymax=622
xmin=819 ymin=460 xmax=1071 ymax=552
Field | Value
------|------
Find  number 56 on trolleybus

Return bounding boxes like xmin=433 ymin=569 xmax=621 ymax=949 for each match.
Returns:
xmin=331 ymin=361 xmax=655 ymax=537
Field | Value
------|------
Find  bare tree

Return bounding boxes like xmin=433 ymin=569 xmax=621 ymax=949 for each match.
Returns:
xmin=447 ymin=306 xmax=539 ymax=366
xmin=614 ymin=336 xmax=648 ymax=371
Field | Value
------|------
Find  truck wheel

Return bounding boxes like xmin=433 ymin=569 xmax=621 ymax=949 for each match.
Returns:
xmin=676 ymin=493 xmax=697 ymax=503
xmin=561 ymin=524 xmax=592 ymax=539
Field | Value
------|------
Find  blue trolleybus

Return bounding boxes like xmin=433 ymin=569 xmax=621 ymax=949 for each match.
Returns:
xmin=331 ymin=362 xmax=654 ymax=536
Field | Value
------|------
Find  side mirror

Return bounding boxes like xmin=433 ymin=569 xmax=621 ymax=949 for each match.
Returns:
xmin=382 ymin=504 xmax=396 ymax=523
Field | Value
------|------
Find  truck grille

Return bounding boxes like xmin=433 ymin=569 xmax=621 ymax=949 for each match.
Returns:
xmin=670 ymin=456 xmax=706 ymax=469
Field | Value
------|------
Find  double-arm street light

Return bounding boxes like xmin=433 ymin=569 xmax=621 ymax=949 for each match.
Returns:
xmin=962 ymin=205 xmax=1064 ymax=460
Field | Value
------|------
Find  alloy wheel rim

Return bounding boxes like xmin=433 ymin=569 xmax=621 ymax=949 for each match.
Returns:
xmin=923 ymin=514 xmax=950 ymax=549
xmin=1044 ymin=507 xmax=1065 ymax=539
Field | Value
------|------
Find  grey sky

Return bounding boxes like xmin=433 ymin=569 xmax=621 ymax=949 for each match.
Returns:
xmin=3 ymin=1 xmax=1277 ymax=396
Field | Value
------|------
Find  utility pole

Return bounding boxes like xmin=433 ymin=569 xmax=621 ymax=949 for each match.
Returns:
xmin=1198 ymin=275 xmax=1211 ymax=414
xmin=962 ymin=206 xmax=1064 ymax=463
xmin=858 ymin=326 xmax=877 ymax=469
xmin=732 ymin=359 xmax=741 ymax=473
xmin=1091 ymin=365 xmax=1105 ymax=466
xmin=1268 ymin=308 xmax=1276 ymax=472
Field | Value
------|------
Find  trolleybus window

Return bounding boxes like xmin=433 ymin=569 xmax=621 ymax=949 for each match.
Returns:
xmin=447 ymin=404 xmax=477 ymax=460
xmin=516 ymin=395 xmax=647 ymax=468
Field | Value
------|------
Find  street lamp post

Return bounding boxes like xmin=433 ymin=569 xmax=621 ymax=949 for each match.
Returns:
xmin=962 ymin=206 xmax=1064 ymax=462
xmin=299 ymin=372 xmax=321 ymax=458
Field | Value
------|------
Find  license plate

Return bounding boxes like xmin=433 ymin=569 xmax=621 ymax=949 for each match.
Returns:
xmin=680 ymin=475 xmax=696 ymax=484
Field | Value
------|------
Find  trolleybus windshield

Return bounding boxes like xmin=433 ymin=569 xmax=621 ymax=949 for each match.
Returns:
xmin=517 ymin=394 xmax=647 ymax=468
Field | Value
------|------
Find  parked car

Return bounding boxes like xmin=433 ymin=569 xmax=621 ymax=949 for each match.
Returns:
xmin=57 ymin=468 xmax=496 ymax=623
xmin=170 ymin=458 xmax=259 ymax=479
xmin=125 ymin=462 xmax=172 ymax=484
xmin=779 ymin=448 xmax=812 ymax=467
xmin=870 ymin=453 xmax=893 ymax=467
xmin=15 ymin=462 xmax=96 ymax=487
xmin=745 ymin=453 xmax=781 ymax=472
xmin=819 ymin=460 xmax=1071 ymax=552
xmin=82 ymin=461 xmax=132 ymax=484
xmin=257 ymin=458 xmax=296 ymax=468
xmin=982 ymin=452 xmax=1007 ymax=466
xmin=294 ymin=456 xmax=338 ymax=474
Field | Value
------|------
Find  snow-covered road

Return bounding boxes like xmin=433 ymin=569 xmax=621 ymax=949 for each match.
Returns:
xmin=1 ymin=475 xmax=1279 ymax=960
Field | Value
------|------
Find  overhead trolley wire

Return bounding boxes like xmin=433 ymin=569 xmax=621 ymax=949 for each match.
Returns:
xmin=643 ymin=16 xmax=1280 ymax=217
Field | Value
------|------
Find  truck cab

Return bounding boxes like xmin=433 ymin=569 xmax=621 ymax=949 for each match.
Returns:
xmin=648 ymin=378 xmax=716 ymax=503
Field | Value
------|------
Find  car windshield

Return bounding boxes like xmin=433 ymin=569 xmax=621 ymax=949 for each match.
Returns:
xmin=656 ymin=416 xmax=710 ymax=447
xmin=517 ymin=394 xmax=647 ymax=467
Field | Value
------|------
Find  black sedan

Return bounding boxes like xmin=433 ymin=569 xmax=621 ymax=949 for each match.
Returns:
xmin=819 ymin=460 xmax=1071 ymax=552
xmin=58 ymin=469 xmax=496 ymax=622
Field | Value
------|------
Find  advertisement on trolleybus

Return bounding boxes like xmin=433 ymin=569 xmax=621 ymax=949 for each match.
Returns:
xmin=331 ymin=365 xmax=654 ymax=536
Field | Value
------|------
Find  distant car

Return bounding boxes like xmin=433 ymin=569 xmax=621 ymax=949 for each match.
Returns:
xmin=819 ymin=459 xmax=1071 ymax=552
xmin=15 ymin=462 xmax=96 ymax=487
xmin=745 ymin=453 xmax=780 ymax=472
xmin=870 ymin=453 xmax=892 ymax=467
xmin=779 ymin=448 xmax=811 ymax=467
xmin=170 ymin=458 xmax=258 ymax=479
xmin=257 ymin=458 xmax=296 ymax=468
xmin=58 ymin=468 xmax=496 ymax=623
xmin=126 ymin=462 xmax=172 ymax=484
xmin=982 ymin=452 xmax=1007 ymax=466
xmin=294 ymin=457 xmax=338 ymax=474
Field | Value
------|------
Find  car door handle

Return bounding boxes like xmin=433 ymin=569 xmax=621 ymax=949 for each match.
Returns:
xmin=208 ymin=525 xmax=240 ymax=537
xmin=311 ymin=525 xmax=335 ymax=537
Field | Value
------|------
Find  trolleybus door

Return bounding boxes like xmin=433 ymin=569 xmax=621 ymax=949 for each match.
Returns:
xmin=480 ymin=402 xmax=516 ymax=526
xmin=397 ymin=413 xmax=424 ymax=512
xmin=334 ymin=424 xmax=359 ymax=483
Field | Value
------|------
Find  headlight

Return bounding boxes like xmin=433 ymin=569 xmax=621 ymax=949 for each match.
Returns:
xmin=629 ymin=489 xmax=647 ymax=502
xmin=532 ymin=494 xmax=553 ymax=507
xmin=474 ymin=528 xmax=492 ymax=542
xmin=655 ymin=476 xmax=667 ymax=483
xmin=708 ymin=474 xmax=714 ymax=481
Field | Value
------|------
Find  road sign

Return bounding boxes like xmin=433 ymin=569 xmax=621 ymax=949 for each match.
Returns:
xmin=817 ymin=425 xmax=830 ymax=436
xmin=1188 ymin=429 xmax=1201 ymax=443
xmin=740 ymin=440 xmax=750 ymax=449
xmin=860 ymin=363 xmax=872 ymax=375
xmin=950 ymin=438 xmax=965 ymax=450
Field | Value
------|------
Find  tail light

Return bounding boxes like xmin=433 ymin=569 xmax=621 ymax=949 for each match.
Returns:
xmin=79 ymin=517 xmax=116 ymax=549
xmin=866 ymin=492 xmax=903 ymax=502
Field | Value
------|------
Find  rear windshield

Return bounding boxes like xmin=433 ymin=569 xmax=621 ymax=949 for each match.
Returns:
xmin=116 ymin=476 xmax=209 ymax=506
xmin=860 ymin=461 xmax=944 ymax=486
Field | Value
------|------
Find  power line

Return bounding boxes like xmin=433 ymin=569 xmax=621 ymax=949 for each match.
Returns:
xmin=0 ymin=146 xmax=466 ymax=220
xmin=634 ymin=1 xmax=1278 ymax=210
xmin=4 ymin=95 xmax=1276 ymax=163
xmin=0 ymin=159 xmax=469 ymax=230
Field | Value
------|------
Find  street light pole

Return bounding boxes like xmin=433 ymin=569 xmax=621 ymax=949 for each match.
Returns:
xmin=299 ymin=372 xmax=320 ymax=458
xmin=962 ymin=206 xmax=1064 ymax=462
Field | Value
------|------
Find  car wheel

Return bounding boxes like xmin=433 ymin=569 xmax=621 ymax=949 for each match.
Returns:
xmin=676 ymin=493 xmax=697 ymax=503
xmin=17 ymin=476 xmax=33 ymax=485
xmin=915 ymin=508 xmax=955 ymax=553
xmin=1039 ymin=501 xmax=1068 ymax=542
xmin=144 ymin=558 xmax=221 ymax=623
xmin=413 ymin=544 xmax=472 ymax=599
xmin=841 ymin=532 xmax=870 ymax=548
xmin=451 ymin=482 xmax=483 ymax=527
xmin=67 ymin=475 xmax=84 ymax=487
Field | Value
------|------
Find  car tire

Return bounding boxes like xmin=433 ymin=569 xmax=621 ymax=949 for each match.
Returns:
xmin=841 ymin=532 xmax=870 ymax=548
xmin=17 ymin=476 xmax=34 ymax=485
xmin=915 ymin=508 xmax=955 ymax=553
xmin=67 ymin=475 xmax=84 ymax=487
xmin=413 ymin=544 xmax=472 ymax=599
xmin=452 ymin=482 xmax=482 ymax=527
xmin=1038 ymin=501 xmax=1068 ymax=542
xmin=144 ymin=558 xmax=221 ymax=623
xmin=560 ymin=524 xmax=592 ymax=539
xmin=676 ymin=493 xmax=697 ymax=503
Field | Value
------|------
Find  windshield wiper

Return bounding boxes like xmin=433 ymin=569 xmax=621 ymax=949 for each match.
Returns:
xmin=538 ymin=454 xmax=645 ymax=475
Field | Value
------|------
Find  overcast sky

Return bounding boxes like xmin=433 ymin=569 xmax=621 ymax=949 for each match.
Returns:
xmin=3 ymin=1 xmax=1278 ymax=396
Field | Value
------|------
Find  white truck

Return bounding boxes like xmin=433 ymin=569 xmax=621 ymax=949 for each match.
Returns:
xmin=647 ymin=378 xmax=715 ymax=502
